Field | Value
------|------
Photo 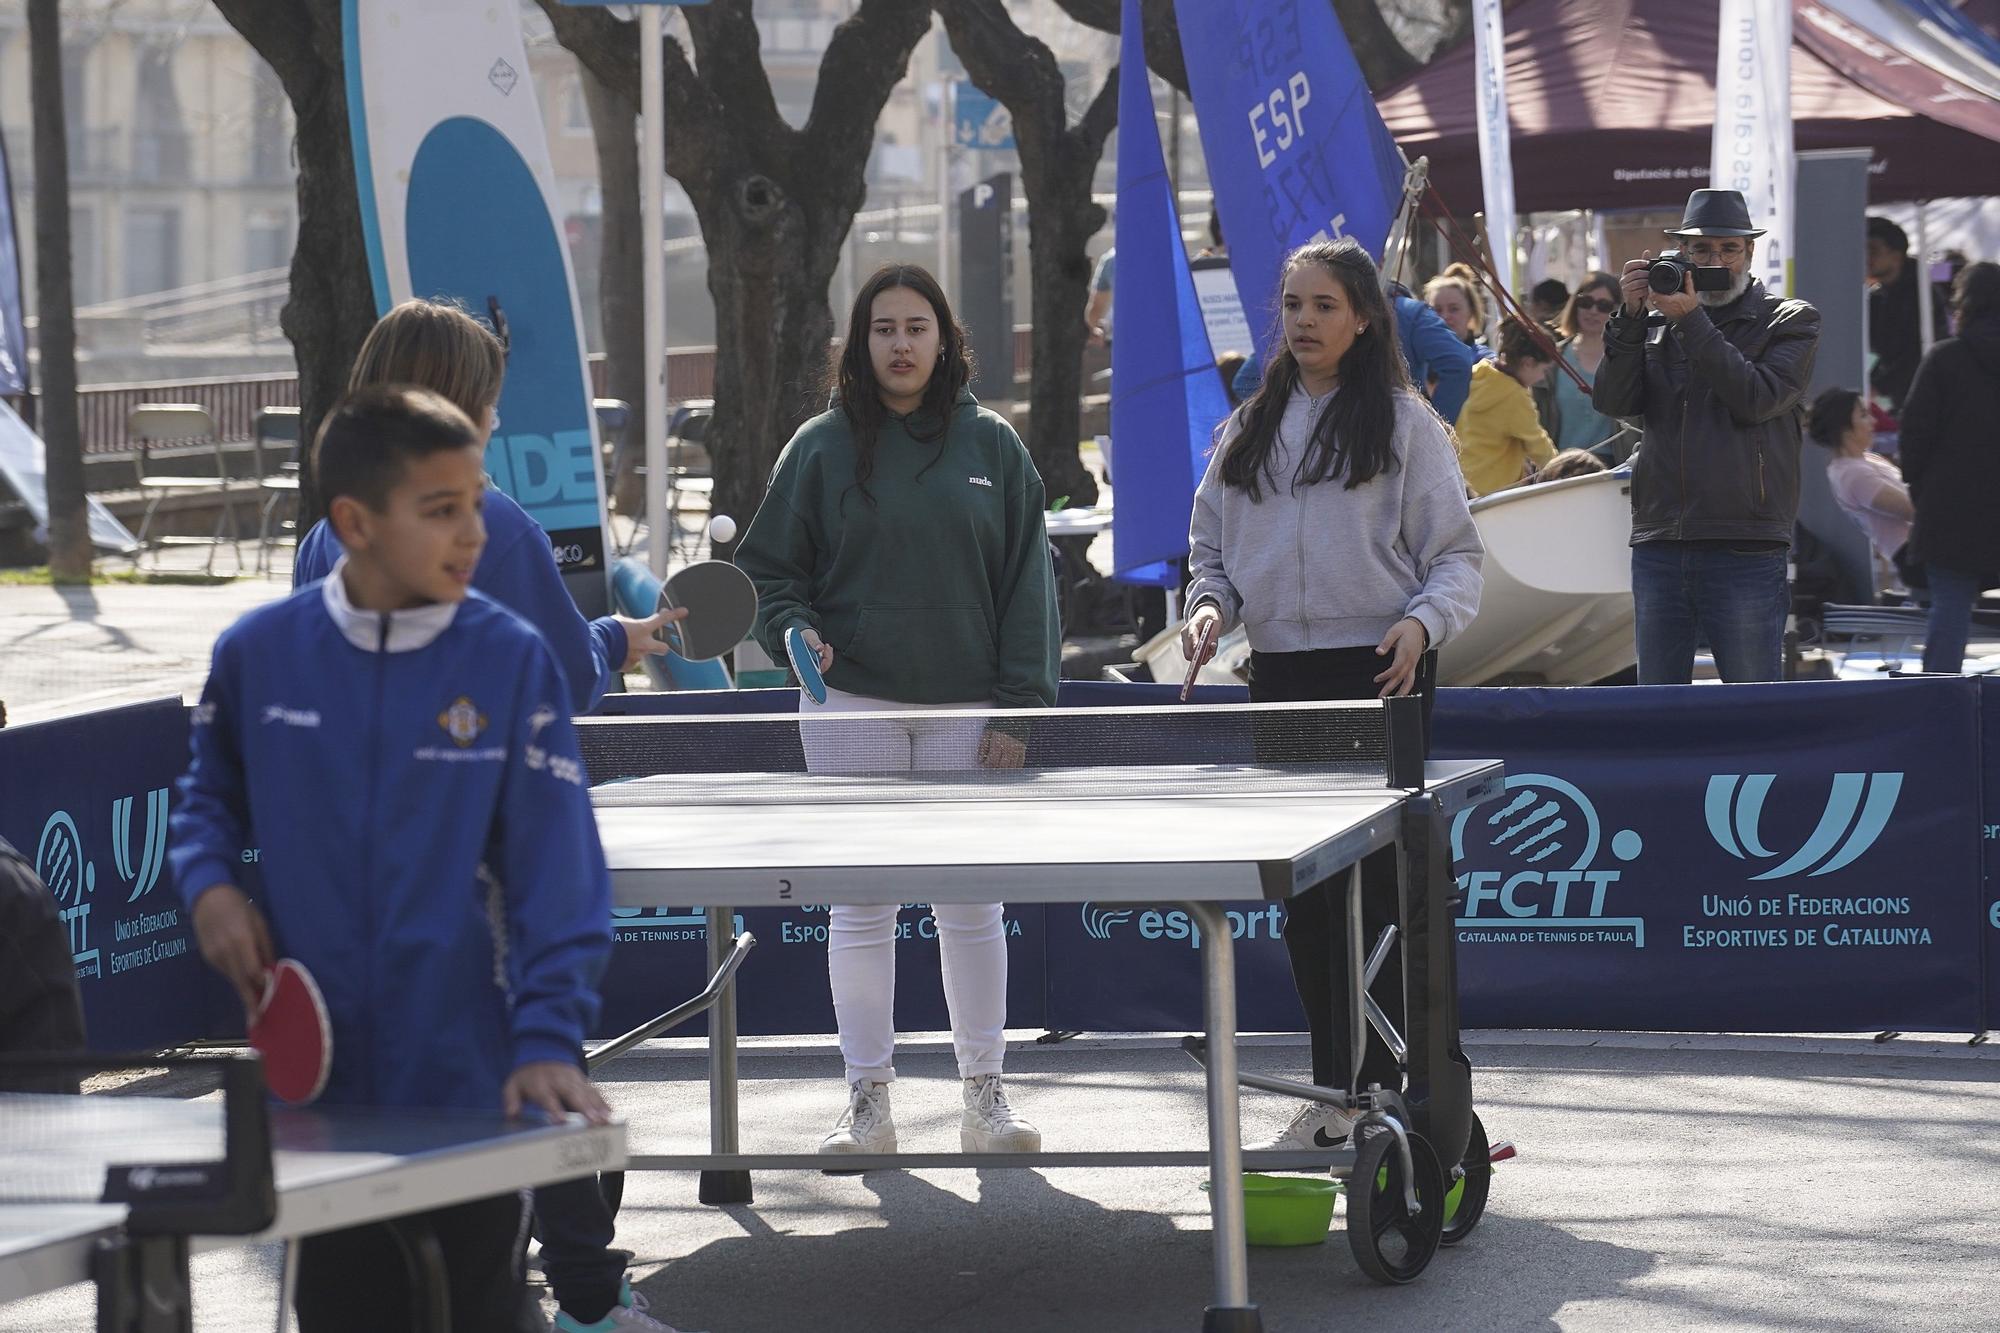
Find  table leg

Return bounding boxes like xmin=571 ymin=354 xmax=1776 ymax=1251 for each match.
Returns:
xmin=699 ymin=905 xmax=753 ymax=1205
xmin=1347 ymin=862 xmax=1367 ymax=1100
xmin=1186 ymin=902 xmax=1261 ymax=1333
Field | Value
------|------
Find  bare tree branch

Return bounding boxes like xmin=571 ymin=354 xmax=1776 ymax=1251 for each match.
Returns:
xmin=1051 ymin=0 xmax=1187 ymax=92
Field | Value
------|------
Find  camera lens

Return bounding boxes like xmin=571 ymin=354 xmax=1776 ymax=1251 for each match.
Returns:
xmin=1648 ymin=257 xmax=1689 ymax=295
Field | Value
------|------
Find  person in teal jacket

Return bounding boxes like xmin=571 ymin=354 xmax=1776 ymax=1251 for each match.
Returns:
xmin=736 ymin=263 xmax=1058 ymax=1160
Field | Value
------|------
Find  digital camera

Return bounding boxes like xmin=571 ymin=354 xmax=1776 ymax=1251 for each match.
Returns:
xmin=1648 ymin=250 xmax=1736 ymax=295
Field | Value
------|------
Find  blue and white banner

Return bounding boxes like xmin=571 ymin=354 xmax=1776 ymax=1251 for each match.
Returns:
xmin=1108 ymin=0 xmax=1233 ymax=577
xmin=1471 ymin=0 xmax=1518 ymax=301
xmin=0 ymin=700 xmax=235 ymax=1051
xmin=0 ymin=131 xmax=28 ymax=398
xmin=1714 ymin=0 xmax=1795 ymax=296
xmin=12 ymin=680 xmax=1993 ymax=1050
xmin=1174 ymin=0 xmax=1406 ymax=356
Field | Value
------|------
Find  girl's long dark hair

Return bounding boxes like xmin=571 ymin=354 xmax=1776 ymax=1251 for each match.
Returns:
xmin=823 ymin=263 xmax=974 ymax=504
xmin=1222 ymin=239 xmax=1409 ymax=499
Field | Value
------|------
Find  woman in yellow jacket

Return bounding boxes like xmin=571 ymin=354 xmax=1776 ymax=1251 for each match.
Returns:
xmin=1455 ymin=316 xmax=1558 ymax=496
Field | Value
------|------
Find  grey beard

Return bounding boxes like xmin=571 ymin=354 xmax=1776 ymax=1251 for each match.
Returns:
xmin=1697 ymin=268 xmax=1753 ymax=308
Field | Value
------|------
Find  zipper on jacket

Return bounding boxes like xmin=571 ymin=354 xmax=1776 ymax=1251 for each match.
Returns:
xmin=361 ymin=612 xmax=388 ymax=1104
xmin=1755 ymin=447 xmax=1767 ymax=507
xmin=1674 ymin=390 xmax=1691 ymax=542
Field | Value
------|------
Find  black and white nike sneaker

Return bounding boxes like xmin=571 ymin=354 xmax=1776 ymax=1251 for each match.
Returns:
xmin=1245 ymin=1099 xmax=1356 ymax=1153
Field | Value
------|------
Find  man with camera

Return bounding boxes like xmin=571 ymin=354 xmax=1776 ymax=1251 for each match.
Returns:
xmin=1594 ymin=188 xmax=1822 ymax=684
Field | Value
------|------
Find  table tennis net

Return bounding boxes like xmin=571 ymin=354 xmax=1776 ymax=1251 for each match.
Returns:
xmin=0 ymin=1056 xmax=273 ymax=1233
xmin=0 ymin=1061 xmax=225 ymax=1207
xmin=578 ymin=699 xmax=1416 ymax=799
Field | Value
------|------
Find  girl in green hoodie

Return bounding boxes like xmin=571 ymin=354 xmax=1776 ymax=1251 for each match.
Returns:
xmin=736 ymin=265 xmax=1058 ymax=1158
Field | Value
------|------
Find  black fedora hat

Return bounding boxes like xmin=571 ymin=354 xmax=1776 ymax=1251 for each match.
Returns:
xmin=1663 ymin=189 xmax=1767 ymax=238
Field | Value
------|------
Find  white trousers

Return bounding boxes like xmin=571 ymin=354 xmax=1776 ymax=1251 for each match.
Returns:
xmin=801 ymin=687 xmax=1008 ymax=1086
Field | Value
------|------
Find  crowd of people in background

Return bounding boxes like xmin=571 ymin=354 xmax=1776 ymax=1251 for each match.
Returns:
xmin=1084 ymin=191 xmax=1996 ymax=677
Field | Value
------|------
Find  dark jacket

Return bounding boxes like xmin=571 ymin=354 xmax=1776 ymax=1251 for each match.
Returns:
xmin=1868 ymin=262 xmax=1948 ymax=412
xmin=0 ymin=836 xmax=87 ymax=1092
xmin=1593 ymin=279 xmax=1821 ymax=546
xmin=1897 ymin=317 xmax=2000 ymax=576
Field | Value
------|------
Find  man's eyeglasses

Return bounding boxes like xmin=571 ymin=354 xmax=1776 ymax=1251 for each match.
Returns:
xmin=1574 ymin=297 xmax=1618 ymax=314
xmin=1684 ymin=241 xmax=1748 ymax=262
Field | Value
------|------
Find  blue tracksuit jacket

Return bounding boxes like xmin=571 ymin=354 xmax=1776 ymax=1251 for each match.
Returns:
xmin=168 ymin=579 xmax=612 ymax=1112
xmin=295 ymin=488 xmax=626 ymax=715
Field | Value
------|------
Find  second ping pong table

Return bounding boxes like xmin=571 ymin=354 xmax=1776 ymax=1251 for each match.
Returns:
xmin=0 ymin=1060 xmax=627 ymax=1332
xmin=584 ymin=696 xmax=1503 ymax=1330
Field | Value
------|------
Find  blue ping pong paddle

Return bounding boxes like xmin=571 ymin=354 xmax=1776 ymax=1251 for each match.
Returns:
xmin=786 ymin=625 xmax=827 ymax=704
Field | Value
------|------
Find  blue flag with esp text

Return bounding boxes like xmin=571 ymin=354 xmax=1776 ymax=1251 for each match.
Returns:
xmin=0 ymin=133 xmax=28 ymax=397
xmin=1109 ymin=0 xmax=1233 ymax=577
xmin=1174 ymin=0 xmax=1406 ymax=356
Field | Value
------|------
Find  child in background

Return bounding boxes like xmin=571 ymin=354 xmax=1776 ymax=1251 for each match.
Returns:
xmin=1456 ymin=317 xmax=1559 ymax=497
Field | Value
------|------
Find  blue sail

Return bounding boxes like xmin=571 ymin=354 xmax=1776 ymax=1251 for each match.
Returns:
xmin=0 ymin=131 xmax=27 ymax=397
xmin=1109 ymin=0 xmax=1233 ymax=580
xmin=1174 ymin=0 xmax=1406 ymax=359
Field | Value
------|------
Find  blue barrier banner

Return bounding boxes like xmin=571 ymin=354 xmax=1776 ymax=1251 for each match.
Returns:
xmin=12 ymin=679 xmax=1990 ymax=1046
xmin=1435 ymin=680 xmax=1986 ymax=1032
xmin=0 ymin=700 xmax=210 ymax=1050
xmin=600 ymin=905 xmax=1046 ymax=1040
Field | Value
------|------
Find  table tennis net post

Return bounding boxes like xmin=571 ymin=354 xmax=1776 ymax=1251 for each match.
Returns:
xmin=0 ymin=1055 xmax=275 ymax=1235
xmin=577 ymin=698 xmax=1416 ymax=792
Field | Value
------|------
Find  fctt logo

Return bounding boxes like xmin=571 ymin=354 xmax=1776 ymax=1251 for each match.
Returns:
xmin=1705 ymin=773 xmax=1902 ymax=881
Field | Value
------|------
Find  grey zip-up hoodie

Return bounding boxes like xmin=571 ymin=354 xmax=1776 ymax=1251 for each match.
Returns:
xmin=1186 ymin=387 xmax=1484 ymax=653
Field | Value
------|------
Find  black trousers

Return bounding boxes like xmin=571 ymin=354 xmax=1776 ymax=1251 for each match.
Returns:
xmin=295 ymin=1194 xmax=525 ymax=1333
xmin=1249 ymin=646 xmax=1437 ymax=1094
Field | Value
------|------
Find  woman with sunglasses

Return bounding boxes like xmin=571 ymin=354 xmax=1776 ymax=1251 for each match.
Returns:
xmin=1535 ymin=273 xmax=1627 ymax=463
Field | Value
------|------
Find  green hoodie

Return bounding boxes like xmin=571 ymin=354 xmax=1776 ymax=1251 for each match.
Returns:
xmin=737 ymin=389 xmax=1059 ymax=708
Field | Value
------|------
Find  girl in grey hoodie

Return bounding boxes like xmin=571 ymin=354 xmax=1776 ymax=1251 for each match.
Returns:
xmin=1183 ymin=239 xmax=1483 ymax=1153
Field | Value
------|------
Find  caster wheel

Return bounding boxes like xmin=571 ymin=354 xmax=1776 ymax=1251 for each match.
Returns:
xmin=1439 ymin=1111 xmax=1491 ymax=1246
xmin=1345 ymin=1127 xmax=1444 ymax=1285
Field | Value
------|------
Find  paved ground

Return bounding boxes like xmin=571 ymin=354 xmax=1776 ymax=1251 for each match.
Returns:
xmin=3 ymin=1030 xmax=1996 ymax=1333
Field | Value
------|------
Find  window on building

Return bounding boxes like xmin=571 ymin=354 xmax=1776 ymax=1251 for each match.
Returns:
xmin=123 ymin=207 xmax=182 ymax=297
xmin=251 ymin=64 xmax=290 ymax=181
xmin=246 ymin=210 xmax=292 ymax=274
xmin=131 ymin=43 xmax=190 ymax=183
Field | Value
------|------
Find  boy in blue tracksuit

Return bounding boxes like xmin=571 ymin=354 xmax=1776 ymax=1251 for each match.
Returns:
xmin=296 ymin=485 xmax=638 ymax=715
xmin=170 ymin=386 xmax=612 ymax=1333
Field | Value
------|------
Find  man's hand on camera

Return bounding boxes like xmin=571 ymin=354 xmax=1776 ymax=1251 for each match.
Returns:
xmin=1650 ymin=266 xmax=1699 ymax=323
xmin=1620 ymin=253 xmax=1654 ymax=317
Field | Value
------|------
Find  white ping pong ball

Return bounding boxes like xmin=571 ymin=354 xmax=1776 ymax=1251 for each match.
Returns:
xmin=708 ymin=515 xmax=737 ymax=544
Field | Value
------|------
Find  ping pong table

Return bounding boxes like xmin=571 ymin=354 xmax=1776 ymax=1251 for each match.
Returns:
xmin=582 ymin=696 xmax=1503 ymax=1330
xmin=0 ymin=1058 xmax=626 ymax=1332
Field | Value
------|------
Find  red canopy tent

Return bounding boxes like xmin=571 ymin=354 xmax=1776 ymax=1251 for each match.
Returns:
xmin=1377 ymin=0 xmax=2000 ymax=213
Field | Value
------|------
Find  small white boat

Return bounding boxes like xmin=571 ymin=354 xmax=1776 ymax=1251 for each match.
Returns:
xmin=1438 ymin=470 xmax=1636 ymax=686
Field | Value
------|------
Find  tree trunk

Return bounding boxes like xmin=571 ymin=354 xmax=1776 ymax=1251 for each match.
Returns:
xmin=938 ymin=1 xmax=1120 ymax=509
xmin=539 ymin=0 xmax=932 ymax=556
xmin=580 ymin=67 xmax=647 ymax=517
xmin=28 ymin=0 xmax=87 ymax=584
xmin=211 ymin=0 xmax=379 ymax=529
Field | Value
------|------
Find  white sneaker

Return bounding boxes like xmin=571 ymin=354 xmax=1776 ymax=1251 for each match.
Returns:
xmin=961 ymin=1074 xmax=1041 ymax=1152
xmin=1246 ymin=1099 xmax=1355 ymax=1153
xmin=819 ymin=1080 xmax=896 ymax=1154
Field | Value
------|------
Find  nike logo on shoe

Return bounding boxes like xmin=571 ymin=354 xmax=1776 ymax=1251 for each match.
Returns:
xmin=1313 ymin=1125 xmax=1349 ymax=1148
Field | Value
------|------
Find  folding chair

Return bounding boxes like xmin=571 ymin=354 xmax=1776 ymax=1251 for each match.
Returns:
xmin=128 ymin=404 xmax=243 ymax=574
xmin=253 ymin=407 xmax=304 ymax=576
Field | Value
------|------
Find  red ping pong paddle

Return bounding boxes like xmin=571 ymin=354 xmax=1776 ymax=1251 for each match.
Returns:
xmin=249 ymin=958 xmax=332 ymax=1105
xmin=1181 ymin=616 xmax=1220 ymax=703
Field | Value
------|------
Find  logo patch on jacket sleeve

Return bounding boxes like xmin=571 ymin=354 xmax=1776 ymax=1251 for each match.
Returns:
xmin=968 ymin=475 xmax=993 ymax=488
xmin=438 ymin=696 xmax=489 ymax=748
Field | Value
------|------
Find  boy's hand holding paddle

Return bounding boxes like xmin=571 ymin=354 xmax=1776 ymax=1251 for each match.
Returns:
xmin=192 ymin=884 xmax=275 ymax=1016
